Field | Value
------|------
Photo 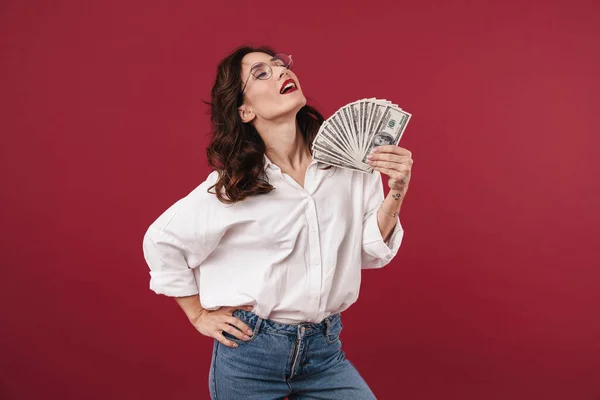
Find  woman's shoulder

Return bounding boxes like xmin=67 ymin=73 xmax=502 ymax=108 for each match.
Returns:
xmin=151 ymin=171 xmax=224 ymax=227
xmin=187 ymin=170 xmax=219 ymax=193
xmin=183 ymin=170 xmax=224 ymax=207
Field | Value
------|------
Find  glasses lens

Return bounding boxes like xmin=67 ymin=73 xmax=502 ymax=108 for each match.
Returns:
xmin=273 ymin=53 xmax=294 ymax=69
xmin=251 ymin=63 xmax=272 ymax=80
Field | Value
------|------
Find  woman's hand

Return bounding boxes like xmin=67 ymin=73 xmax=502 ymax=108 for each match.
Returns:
xmin=367 ymin=146 xmax=413 ymax=194
xmin=190 ymin=306 xmax=255 ymax=348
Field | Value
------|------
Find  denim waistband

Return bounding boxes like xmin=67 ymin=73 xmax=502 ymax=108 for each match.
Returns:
xmin=232 ymin=310 xmax=341 ymax=337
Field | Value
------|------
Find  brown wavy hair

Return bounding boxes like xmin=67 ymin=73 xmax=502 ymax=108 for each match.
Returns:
xmin=205 ymin=46 xmax=325 ymax=204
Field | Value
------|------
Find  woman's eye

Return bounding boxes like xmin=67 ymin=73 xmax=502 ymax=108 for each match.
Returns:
xmin=256 ymin=72 xmax=269 ymax=79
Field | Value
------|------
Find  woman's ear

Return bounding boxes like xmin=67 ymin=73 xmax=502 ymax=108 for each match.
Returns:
xmin=238 ymin=105 xmax=255 ymax=124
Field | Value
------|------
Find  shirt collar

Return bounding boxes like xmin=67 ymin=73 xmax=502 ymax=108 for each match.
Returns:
xmin=263 ymin=154 xmax=280 ymax=171
xmin=263 ymin=153 xmax=321 ymax=172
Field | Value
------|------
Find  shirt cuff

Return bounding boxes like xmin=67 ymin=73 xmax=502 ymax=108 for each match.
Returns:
xmin=362 ymin=211 xmax=404 ymax=265
xmin=149 ymin=269 xmax=199 ymax=297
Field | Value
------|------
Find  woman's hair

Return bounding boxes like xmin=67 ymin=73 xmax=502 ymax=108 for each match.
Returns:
xmin=205 ymin=45 xmax=325 ymax=204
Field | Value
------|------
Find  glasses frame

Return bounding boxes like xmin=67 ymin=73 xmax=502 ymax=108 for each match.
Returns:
xmin=240 ymin=53 xmax=294 ymax=96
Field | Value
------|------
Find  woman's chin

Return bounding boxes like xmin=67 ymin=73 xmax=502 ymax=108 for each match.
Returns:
xmin=286 ymin=91 xmax=307 ymax=108
xmin=296 ymin=94 xmax=308 ymax=111
xmin=282 ymin=94 xmax=307 ymax=116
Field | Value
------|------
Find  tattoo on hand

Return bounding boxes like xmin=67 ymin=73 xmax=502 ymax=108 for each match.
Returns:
xmin=392 ymin=193 xmax=402 ymax=201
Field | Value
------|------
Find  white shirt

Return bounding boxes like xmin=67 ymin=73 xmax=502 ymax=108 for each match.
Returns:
xmin=142 ymin=156 xmax=404 ymax=324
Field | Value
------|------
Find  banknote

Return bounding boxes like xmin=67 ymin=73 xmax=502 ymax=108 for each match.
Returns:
xmin=311 ymin=98 xmax=411 ymax=173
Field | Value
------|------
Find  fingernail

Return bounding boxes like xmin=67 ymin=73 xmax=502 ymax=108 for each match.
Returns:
xmin=244 ymin=335 xmax=250 ymax=340
xmin=232 ymin=343 xmax=238 ymax=348
xmin=247 ymin=329 xmax=253 ymax=335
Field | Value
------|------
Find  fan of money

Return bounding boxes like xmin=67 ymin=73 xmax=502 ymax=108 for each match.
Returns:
xmin=311 ymin=98 xmax=411 ymax=173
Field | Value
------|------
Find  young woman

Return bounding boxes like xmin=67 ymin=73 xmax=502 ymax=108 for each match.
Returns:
xmin=143 ymin=46 xmax=413 ymax=399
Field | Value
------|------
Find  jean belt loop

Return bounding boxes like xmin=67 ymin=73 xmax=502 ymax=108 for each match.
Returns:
xmin=253 ymin=317 xmax=263 ymax=336
xmin=325 ymin=317 xmax=331 ymax=337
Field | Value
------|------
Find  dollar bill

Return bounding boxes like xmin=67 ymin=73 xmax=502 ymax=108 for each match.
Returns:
xmin=311 ymin=98 xmax=411 ymax=174
xmin=313 ymin=134 xmax=356 ymax=164
xmin=313 ymin=131 xmax=357 ymax=164
xmin=313 ymin=146 xmax=369 ymax=172
xmin=361 ymin=106 xmax=411 ymax=164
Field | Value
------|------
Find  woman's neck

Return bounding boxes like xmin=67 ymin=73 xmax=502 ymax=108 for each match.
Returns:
xmin=256 ymin=118 xmax=312 ymax=171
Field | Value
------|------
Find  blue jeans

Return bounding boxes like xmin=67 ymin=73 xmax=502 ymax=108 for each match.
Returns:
xmin=209 ymin=310 xmax=376 ymax=400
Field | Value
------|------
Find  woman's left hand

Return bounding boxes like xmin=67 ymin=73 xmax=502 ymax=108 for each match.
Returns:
xmin=367 ymin=146 xmax=413 ymax=194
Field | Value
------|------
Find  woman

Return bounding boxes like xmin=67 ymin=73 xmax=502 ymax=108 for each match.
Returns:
xmin=142 ymin=46 xmax=413 ymax=399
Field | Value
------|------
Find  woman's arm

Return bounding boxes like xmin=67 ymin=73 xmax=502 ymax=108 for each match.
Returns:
xmin=360 ymin=146 xmax=413 ymax=269
xmin=175 ymin=294 xmax=206 ymax=323
xmin=143 ymin=177 xmax=225 ymax=297
xmin=368 ymin=145 xmax=413 ymax=241
xmin=377 ymin=189 xmax=405 ymax=242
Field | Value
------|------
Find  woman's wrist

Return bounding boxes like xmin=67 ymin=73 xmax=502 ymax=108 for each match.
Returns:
xmin=379 ymin=190 xmax=404 ymax=216
xmin=174 ymin=295 xmax=206 ymax=324
xmin=378 ymin=206 xmax=398 ymax=218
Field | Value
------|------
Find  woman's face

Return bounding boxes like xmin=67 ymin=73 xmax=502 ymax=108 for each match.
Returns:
xmin=239 ymin=52 xmax=307 ymax=122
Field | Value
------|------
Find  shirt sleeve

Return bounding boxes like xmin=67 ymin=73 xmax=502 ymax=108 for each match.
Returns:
xmin=142 ymin=175 xmax=225 ymax=297
xmin=361 ymin=170 xmax=404 ymax=269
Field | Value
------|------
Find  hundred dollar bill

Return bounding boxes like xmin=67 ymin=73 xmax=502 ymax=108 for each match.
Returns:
xmin=315 ymin=122 xmax=358 ymax=161
xmin=348 ymin=103 xmax=364 ymax=156
xmin=312 ymin=136 xmax=356 ymax=164
xmin=329 ymin=111 xmax=357 ymax=157
xmin=361 ymin=106 xmax=411 ymax=164
xmin=312 ymin=98 xmax=411 ymax=174
xmin=314 ymin=114 xmax=353 ymax=157
xmin=313 ymin=147 xmax=370 ymax=172
xmin=362 ymin=103 xmax=385 ymax=155
xmin=339 ymin=105 xmax=361 ymax=156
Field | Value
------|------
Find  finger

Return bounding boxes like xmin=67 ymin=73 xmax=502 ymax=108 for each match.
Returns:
xmin=372 ymin=145 xmax=411 ymax=157
xmin=374 ymin=166 xmax=410 ymax=183
xmin=226 ymin=316 xmax=254 ymax=337
xmin=222 ymin=322 xmax=252 ymax=341
xmin=368 ymin=158 xmax=412 ymax=171
xmin=214 ymin=331 xmax=239 ymax=348
xmin=369 ymin=160 xmax=411 ymax=173
xmin=368 ymin=152 xmax=411 ymax=163
xmin=373 ymin=166 xmax=394 ymax=176
xmin=225 ymin=305 xmax=254 ymax=313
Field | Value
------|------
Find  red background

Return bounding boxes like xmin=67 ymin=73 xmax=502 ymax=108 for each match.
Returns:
xmin=1 ymin=0 xmax=599 ymax=399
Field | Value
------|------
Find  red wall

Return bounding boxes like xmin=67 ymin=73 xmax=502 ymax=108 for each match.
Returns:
xmin=1 ymin=0 xmax=599 ymax=399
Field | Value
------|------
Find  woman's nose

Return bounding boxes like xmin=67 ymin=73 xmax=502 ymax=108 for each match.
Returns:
xmin=277 ymin=67 xmax=289 ymax=80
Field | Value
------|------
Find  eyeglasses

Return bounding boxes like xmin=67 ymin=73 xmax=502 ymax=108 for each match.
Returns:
xmin=240 ymin=53 xmax=294 ymax=95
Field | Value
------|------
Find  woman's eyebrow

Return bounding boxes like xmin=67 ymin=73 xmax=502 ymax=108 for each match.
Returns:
xmin=250 ymin=63 xmax=265 ymax=72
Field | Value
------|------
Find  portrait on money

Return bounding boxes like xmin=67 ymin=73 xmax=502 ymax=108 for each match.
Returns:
xmin=372 ymin=132 xmax=395 ymax=146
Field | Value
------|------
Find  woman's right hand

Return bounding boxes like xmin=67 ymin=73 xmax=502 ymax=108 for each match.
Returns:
xmin=190 ymin=306 xmax=255 ymax=348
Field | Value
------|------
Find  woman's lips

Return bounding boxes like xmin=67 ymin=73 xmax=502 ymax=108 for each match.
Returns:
xmin=280 ymin=78 xmax=298 ymax=94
